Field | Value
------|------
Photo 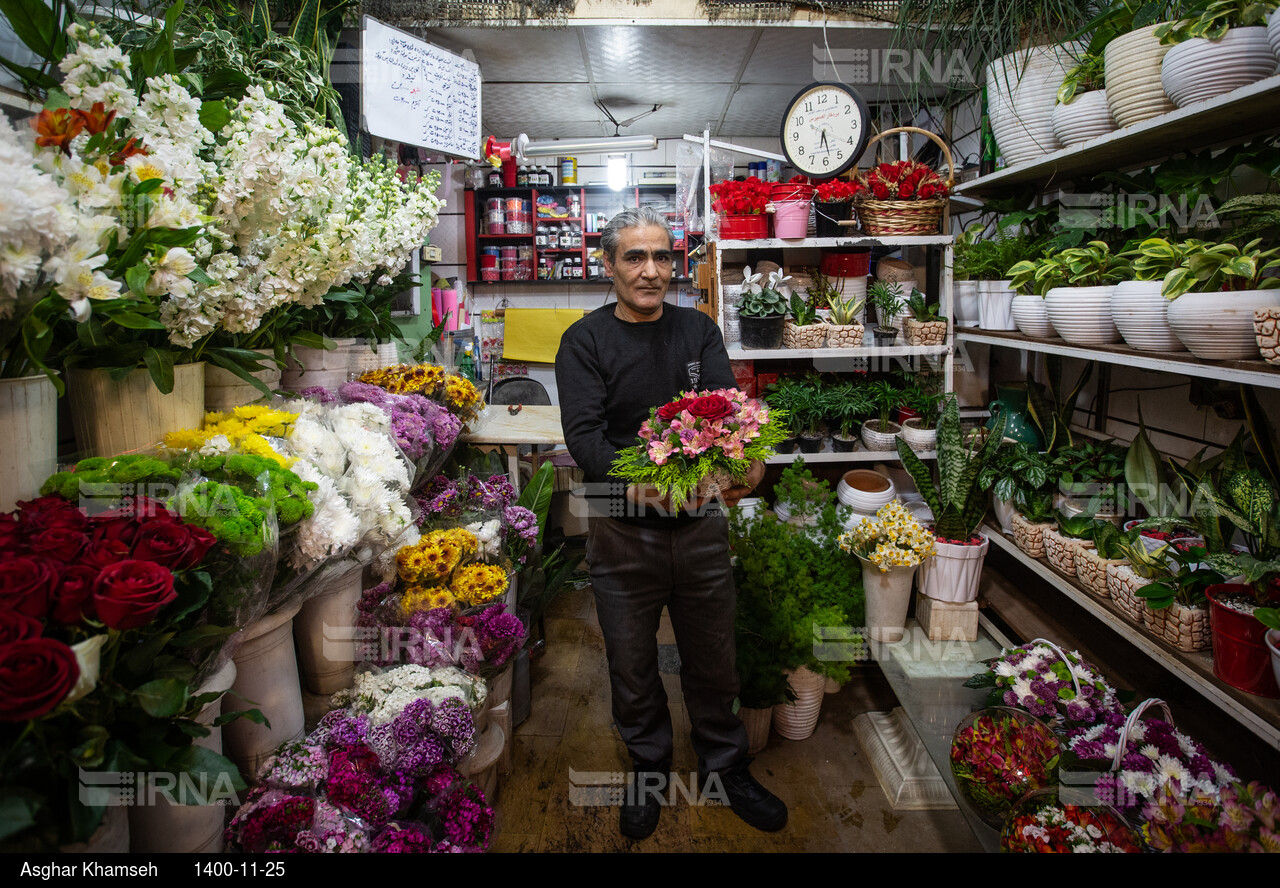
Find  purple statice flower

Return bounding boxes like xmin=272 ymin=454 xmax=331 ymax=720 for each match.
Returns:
xmin=300 ymin=386 xmax=339 ymax=405
xmin=431 ymin=698 xmax=476 ymax=760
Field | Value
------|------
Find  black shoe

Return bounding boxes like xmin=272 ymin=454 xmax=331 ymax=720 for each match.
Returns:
xmin=619 ymin=760 xmax=668 ymax=840
xmin=708 ymin=759 xmax=787 ymax=832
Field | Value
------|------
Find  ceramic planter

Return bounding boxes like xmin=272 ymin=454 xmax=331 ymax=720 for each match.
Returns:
xmin=899 ymin=418 xmax=936 ymax=455
xmin=977 ymin=280 xmax=1016 ymax=330
xmin=1075 ymin=547 xmax=1125 ymax=599
xmin=1009 ymin=293 xmax=1055 ymax=338
xmin=837 ymin=468 xmax=896 ymax=513
xmin=68 ymin=363 xmax=205 ymax=458
xmin=1167 ymin=289 xmax=1280 ymax=360
xmin=954 ymin=280 xmax=980 ymax=327
xmin=294 ymin=565 xmax=364 ymax=695
xmin=1271 ymin=8 xmax=1280 ymax=60
xmin=0 ymin=374 xmax=57 ymax=513
xmin=1043 ymin=528 xmax=1090 ymax=576
xmin=991 ymin=494 xmax=1016 ymax=535
xmin=1112 ymin=280 xmax=1184 ymax=351
xmin=1206 ymin=584 xmax=1280 ymax=698
xmin=860 ymin=419 xmax=901 ymax=451
xmin=1255 ymin=305 xmax=1280 ymax=365
xmin=773 ymin=666 xmax=827 ymax=740
xmin=1105 ymin=24 xmax=1177 ymax=127
xmin=1011 ymin=511 xmax=1054 ymax=559
xmin=740 ymin=706 xmax=773 ymax=754
xmin=1051 ymin=89 xmax=1117 ymax=147
xmin=1161 ymin=27 xmax=1277 ymax=108
xmin=917 ymin=533 xmax=989 ymax=604
xmin=1268 ymin=629 xmax=1280 ymax=698
xmin=280 ymin=338 xmax=361 ymax=392
xmin=204 ymin=348 xmax=281 ymax=411
xmin=458 ymin=722 xmax=504 ymax=803
xmin=1106 ymin=562 xmax=1155 ymax=624
xmin=783 ymin=320 xmax=827 ymax=349
xmin=1044 ymin=285 xmax=1121 ymax=345
xmin=858 ymin=557 xmax=917 ymax=644
xmin=825 ymin=322 xmax=864 ymax=348
xmin=1143 ymin=601 xmax=1211 ymax=653
xmin=738 ymin=314 xmax=786 ymax=350
xmin=987 ymin=44 xmax=1079 ymax=165
xmin=903 ymin=318 xmax=947 ymax=346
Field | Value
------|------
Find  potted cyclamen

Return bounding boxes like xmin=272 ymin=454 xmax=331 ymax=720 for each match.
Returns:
xmin=860 ymin=379 xmax=902 ymax=451
xmin=738 ymin=266 xmax=791 ymax=349
xmin=783 ymin=291 xmax=826 ymax=349
xmin=1157 ymin=0 xmax=1279 ymax=108
xmin=710 ymin=177 xmax=772 ymax=240
xmin=1162 ymin=238 xmax=1280 ymax=360
xmin=813 ymin=177 xmax=866 ymax=237
xmin=897 ymin=396 xmax=1009 ymax=604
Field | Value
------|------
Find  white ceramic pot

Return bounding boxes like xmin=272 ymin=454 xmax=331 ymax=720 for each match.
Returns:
xmin=899 ymin=418 xmax=937 ymax=455
xmin=833 ymin=276 xmax=869 ymax=325
xmin=1051 ymin=89 xmax=1117 ymax=146
xmin=1255 ymin=306 xmax=1280 ymax=365
xmin=1105 ymin=24 xmax=1177 ymax=128
xmin=1112 ymin=280 xmax=1184 ymax=351
xmin=1044 ymin=285 xmax=1121 ymax=345
xmin=954 ymin=280 xmax=980 ymax=327
xmin=837 ymin=468 xmax=897 ymax=512
xmin=1161 ymin=27 xmax=1278 ymax=108
xmin=977 ymin=280 xmax=1016 ymax=330
xmin=294 ymin=564 xmax=364 ymax=695
xmin=223 ymin=603 xmax=306 ymax=783
xmin=1271 ymin=9 xmax=1280 ymax=62
xmin=917 ymin=533 xmax=989 ymax=604
xmin=773 ymin=666 xmax=826 ymax=740
xmin=860 ymin=420 xmax=901 ymax=452
xmin=987 ymin=44 xmax=1080 ymax=165
xmin=991 ymin=495 xmax=1016 ymax=535
xmin=858 ymin=557 xmax=917 ymax=644
xmin=1009 ymin=293 xmax=1055 ymax=338
xmin=0 ymin=374 xmax=58 ymax=513
xmin=1167 ymin=289 xmax=1280 ymax=360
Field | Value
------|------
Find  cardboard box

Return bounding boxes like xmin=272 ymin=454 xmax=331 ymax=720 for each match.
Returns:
xmin=730 ymin=359 xmax=756 ymax=397
xmin=756 ymin=371 xmax=779 ymax=393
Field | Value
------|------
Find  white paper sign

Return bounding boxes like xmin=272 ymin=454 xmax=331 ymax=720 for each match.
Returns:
xmin=360 ymin=16 xmax=481 ymax=159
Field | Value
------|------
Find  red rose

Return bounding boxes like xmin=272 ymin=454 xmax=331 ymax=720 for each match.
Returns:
xmin=873 ymin=183 xmax=890 ymax=200
xmin=898 ymin=181 xmax=915 ymax=199
xmin=686 ymin=395 xmax=735 ymax=422
xmin=657 ymin=398 xmax=692 ymax=422
xmin=51 ymin=566 xmax=99 ymax=626
xmin=0 ymin=638 xmax=80 ymax=720
xmin=131 ymin=497 xmax=178 ymax=522
xmin=81 ymin=539 xmax=132 ymax=569
xmin=0 ymin=610 xmax=43 ymax=646
xmin=16 ymin=497 xmax=87 ymax=533
xmin=0 ymin=514 xmax=23 ymax=554
xmin=0 ymin=557 xmax=57 ymax=619
xmin=29 ymin=527 xmax=89 ymax=563
xmin=131 ymin=520 xmax=214 ymax=570
xmin=93 ymin=560 xmax=176 ymax=630
xmin=90 ymin=512 xmax=140 ymax=546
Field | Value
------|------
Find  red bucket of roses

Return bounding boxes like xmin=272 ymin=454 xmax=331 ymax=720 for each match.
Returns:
xmin=854 ymin=127 xmax=954 ymax=237
xmin=710 ymin=177 xmax=771 ymax=240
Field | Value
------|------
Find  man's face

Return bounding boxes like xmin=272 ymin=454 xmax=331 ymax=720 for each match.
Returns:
xmin=604 ymin=224 xmax=674 ymax=322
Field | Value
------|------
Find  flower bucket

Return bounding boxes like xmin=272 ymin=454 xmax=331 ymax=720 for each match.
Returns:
xmin=918 ymin=533 xmax=989 ymax=604
xmin=718 ymin=213 xmax=768 ymax=240
xmin=294 ymin=564 xmax=364 ymax=695
xmin=1206 ymin=584 xmax=1280 ymax=698
xmin=770 ymin=182 xmax=814 ymax=203
xmin=773 ymin=665 xmax=826 ymax=740
xmin=820 ymin=249 xmax=870 ymax=278
xmin=204 ymin=348 xmax=281 ymax=411
xmin=0 ymin=374 xmax=58 ymax=513
xmin=280 ymin=338 xmax=362 ymax=392
xmin=68 ymin=363 xmax=205 ymax=458
xmin=859 ymin=556 xmax=917 ymax=643
xmin=814 ymin=200 xmax=853 ymax=237
xmin=740 ymin=705 xmax=772 ymax=754
xmin=772 ymin=198 xmax=812 ymax=239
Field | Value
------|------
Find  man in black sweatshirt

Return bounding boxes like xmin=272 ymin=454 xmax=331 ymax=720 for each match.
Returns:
xmin=555 ymin=207 xmax=787 ymax=841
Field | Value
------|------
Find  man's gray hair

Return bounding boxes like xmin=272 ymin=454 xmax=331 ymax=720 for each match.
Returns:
xmin=600 ymin=207 xmax=673 ymax=263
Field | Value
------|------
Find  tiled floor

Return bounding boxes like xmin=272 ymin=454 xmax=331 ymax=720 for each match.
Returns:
xmin=489 ymin=579 xmax=982 ymax=853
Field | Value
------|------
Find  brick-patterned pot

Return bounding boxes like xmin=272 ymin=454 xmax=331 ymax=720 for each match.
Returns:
xmin=1075 ymin=547 xmax=1125 ymax=598
xmin=904 ymin=318 xmax=947 ymax=346
xmin=1143 ymin=601 xmax=1211 ymax=653
xmin=1107 ymin=562 xmax=1154 ymax=624
xmin=825 ymin=323 xmax=864 ymax=348
xmin=783 ymin=320 xmax=827 ymax=349
xmin=1256 ymin=305 xmax=1280 ymax=365
xmin=1011 ymin=511 xmax=1054 ymax=559
xmin=1043 ymin=528 xmax=1090 ymax=576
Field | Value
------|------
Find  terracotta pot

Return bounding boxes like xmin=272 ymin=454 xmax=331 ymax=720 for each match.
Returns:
xmin=917 ymin=533 xmax=989 ymax=604
xmin=1075 ymin=546 xmax=1125 ymax=598
xmin=68 ymin=363 xmax=205 ymax=457
xmin=1106 ymin=562 xmax=1155 ymax=624
xmin=740 ymin=706 xmax=772 ymax=755
xmin=1011 ymin=511 xmax=1054 ymax=559
xmin=773 ymin=666 xmax=826 ymax=740
xmin=1206 ymin=584 xmax=1280 ymax=698
xmin=1144 ymin=601 xmax=1211 ymax=653
xmin=0 ymin=374 xmax=58 ymax=513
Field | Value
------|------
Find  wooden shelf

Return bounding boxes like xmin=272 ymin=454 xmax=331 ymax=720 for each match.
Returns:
xmin=717 ymin=235 xmax=953 ymax=249
xmin=955 ymin=328 xmax=1280 ymax=389
xmin=955 ymin=75 xmax=1280 ymax=199
xmin=986 ymin=526 xmax=1280 ymax=750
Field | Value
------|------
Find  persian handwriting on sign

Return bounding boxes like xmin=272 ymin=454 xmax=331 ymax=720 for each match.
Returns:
xmin=361 ymin=17 xmax=481 ymax=158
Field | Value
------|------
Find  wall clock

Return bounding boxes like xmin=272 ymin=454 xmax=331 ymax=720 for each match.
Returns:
xmin=779 ymin=81 xmax=870 ymax=179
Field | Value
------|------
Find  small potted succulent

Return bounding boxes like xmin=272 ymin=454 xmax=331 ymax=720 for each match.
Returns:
xmin=782 ymin=291 xmax=826 ymax=349
xmin=866 ymin=280 xmax=905 ymax=345
xmin=1011 ymin=489 xmax=1057 ymax=559
xmin=1043 ymin=511 xmax=1100 ymax=577
xmin=738 ymin=266 xmax=791 ymax=349
xmin=1075 ymin=519 xmax=1129 ymax=598
xmin=902 ymin=288 xmax=948 ymax=346
xmin=859 ymin=379 xmax=902 ymax=451
xmin=822 ymin=291 xmax=867 ymax=348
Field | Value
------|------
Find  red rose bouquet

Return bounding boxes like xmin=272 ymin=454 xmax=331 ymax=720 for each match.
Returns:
xmin=859 ymin=160 xmax=949 ymax=202
xmin=709 ymin=177 xmax=772 ymax=215
xmin=609 ymin=388 xmax=788 ymax=508
xmin=815 ymin=178 xmax=865 ymax=202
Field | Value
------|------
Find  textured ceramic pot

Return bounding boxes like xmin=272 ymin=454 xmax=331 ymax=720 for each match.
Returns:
xmin=1143 ymin=601 xmax=1211 ymax=652
xmin=1161 ymin=27 xmax=1277 ymax=108
xmin=1075 ymin=546 xmax=1125 ymax=598
xmin=1105 ymin=24 xmax=1177 ymax=127
xmin=1045 ymin=285 xmax=1121 ymax=345
xmin=987 ymin=44 xmax=1080 ymax=165
xmin=1009 ymin=293 xmax=1055 ymax=338
xmin=740 ymin=706 xmax=773 ymax=754
xmin=1112 ymin=280 xmax=1184 ymax=351
xmin=1043 ymin=528 xmax=1090 ymax=576
xmin=899 ymin=418 xmax=937 ymax=454
xmin=783 ymin=320 xmax=827 ymax=349
xmin=1270 ymin=8 xmax=1280 ymax=61
xmin=1167 ymin=289 xmax=1280 ymax=359
xmin=977 ymin=280 xmax=1017 ymax=330
xmin=1255 ymin=305 xmax=1280 ymax=365
xmin=917 ymin=534 xmax=989 ymax=604
xmin=860 ymin=420 xmax=901 ymax=451
xmin=1011 ymin=511 xmax=1054 ymax=559
xmin=773 ymin=666 xmax=827 ymax=740
xmin=904 ymin=318 xmax=947 ymax=346
xmin=1107 ymin=562 xmax=1155 ymax=624
xmin=858 ymin=558 xmax=917 ymax=644
xmin=825 ymin=322 xmax=865 ymax=348
xmin=1051 ymin=89 xmax=1117 ymax=146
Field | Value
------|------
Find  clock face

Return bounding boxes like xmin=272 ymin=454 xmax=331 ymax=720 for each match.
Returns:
xmin=780 ymin=82 xmax=870 ymax=178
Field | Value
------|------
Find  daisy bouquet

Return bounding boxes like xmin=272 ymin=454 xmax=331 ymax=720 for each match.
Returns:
xmin=610 ymin=388 xmax=788 ymax=509
xmin=394 ymin=528 xmax=510 ymax=613
xmin=963 ymin=640 xmax=1123 ymax=727
xmin=837 ymin=501 xmax=935 ymax=571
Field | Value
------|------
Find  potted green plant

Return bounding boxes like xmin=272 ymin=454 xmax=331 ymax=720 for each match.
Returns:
xmin=896 ymin=395 xmax=1009 ymax=603
xmin=866 ymin=280 xmax=905 ymax=344
xmin=1096 ymin=0 xmax=1186 ymax=128
xmin=1006 ymin=252 xmax=1063 ymax=338
xmin=902 ymin=289 xmax=948 ymax=347
xmin=972 ymin=230 xmax=1048 ymax=330
xmin=1052 ymin=29 xmax=1116 ymax=148
xmin=782 ymin=291 xmax=826 ymax=349
xmin=1043 ymin=511 xmax=1102 ymax=576
xmin=762 ymin=375 xmax=806 ymax=453
xmin=826 ymin=379 xmax=872 ymax=452
xmin=1107 ymin=531 xmax=1175 ymax=623
xmin=1053 ymin=437 xmax=1129 ymax=522
xmin=897 ymin=373 xmax=945 ymax=454
xmin=1011 ymin=488 xmax=1059 ymax=559
xmin=980 ymin=438 xmax=1052 ymax=534
xmin=1161 ymin=238 xmax=1280 ymax=360
xmin=1134 ymin=542 xmax=1221 ymax=652
xmin=738 ymin=266 xmax=791 ymax=349
xmin=1113 ymin=236 xmax=1196 ymax=351
xmin=1157 ymin=0 xmax=1278 ymax=108
xmin=1040 ymin=241 xmax=1131 ymax=346
xmin=860 ymin=379 xmax=902 ymax=451
xmin=822 ymin=291 xmax=867 ymax=348
xmin=1024 ymin=357 xmax=1093 ymax=454
xmin=951 ymin=224 xmax=984 ymax=327
xmin=1075 ymin=519 xmax=1131 ymax=597
xmin=790 ymin=374 xmax=828 ymax=453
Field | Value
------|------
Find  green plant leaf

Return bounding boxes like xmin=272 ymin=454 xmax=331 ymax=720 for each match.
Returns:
xmin=133 ymin=678 xmax=189 ymax=718
xmin=515 ymin=460 xmax=556 ymax=547
xmin=143 ymin=347 xmax=175 ymax=394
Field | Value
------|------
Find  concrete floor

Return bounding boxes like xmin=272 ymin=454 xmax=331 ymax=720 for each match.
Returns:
xmin=488 ymin=579 xmax=983 ymax=853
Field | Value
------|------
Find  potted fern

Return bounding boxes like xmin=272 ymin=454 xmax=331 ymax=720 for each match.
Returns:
xmin=782 ymin=291 xmax=826 ymax=349
xmin=902 ymin=289 xmax=948 ymax=346
xmin=896 ymin=396 xmax=1009 ymax=604
xmin=823 ymin=291 xmax=867 ymax=348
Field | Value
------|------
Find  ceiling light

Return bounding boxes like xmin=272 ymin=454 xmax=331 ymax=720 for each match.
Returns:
xmin=514 ymin=134 xmax=657 ymax=159
xmin=607 ymin=155 xmax=627 ymax=191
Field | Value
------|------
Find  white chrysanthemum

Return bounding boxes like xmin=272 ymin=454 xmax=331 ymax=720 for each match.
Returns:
xmin=1155 ymin=754 xmax=1191 ymax=788
xmin=1120 ymin=770 xmax=1156 ymax=801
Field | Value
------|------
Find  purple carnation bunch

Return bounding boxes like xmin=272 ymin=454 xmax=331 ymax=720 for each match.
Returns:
xmin=437 ymin=783 xmax=495 ymax=849
xmin=371 ymin=822 xmax=437 ymax=853
xmin=339 ymin=382 xmax=461 ymax=459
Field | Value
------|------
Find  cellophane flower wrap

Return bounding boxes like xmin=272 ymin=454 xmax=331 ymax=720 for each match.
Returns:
xmin=1141 ymin=780 xmax=1280 ymax=852
xmin=837 ymin=501 xmax=935 ymax=571
xmin=610 ymin=388 xmax=787 ymax=509
xmin=963 ymin=641 xmax=1123 ymax=727
xmin=357 ymin=364 xmax=485 ymax=428
xmin=416 ymin=473 xmax=537 ymax=565
xmin=392 ymin=526 xmax=510 ymax=613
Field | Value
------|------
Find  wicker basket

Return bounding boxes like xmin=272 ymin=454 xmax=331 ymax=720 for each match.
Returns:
xmin=852 ymin=126 xmax=954 ymax=236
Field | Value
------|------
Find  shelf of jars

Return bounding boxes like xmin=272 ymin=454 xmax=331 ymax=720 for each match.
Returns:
xmin=985 ymin=525 xmax=1280 ymax=750
xmin=955 ymin=328 xmax=1280 ymax=390
xmin=954 ymin=74 xmax=1280 ymax=200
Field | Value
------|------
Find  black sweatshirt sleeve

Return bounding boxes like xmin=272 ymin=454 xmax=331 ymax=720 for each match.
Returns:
xmin=555 ymin=320 xmax=619 ymax=484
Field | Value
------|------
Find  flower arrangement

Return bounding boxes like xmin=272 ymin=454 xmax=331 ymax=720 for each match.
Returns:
xmin=162 ymin=405 xmax=300 ymax=468
xmin=814 ymin=178 xmax=866 ymax=202
xmin=859 ymin=160 xmax=949 ymax=202
xmin=609 ymin=388 xmax=788 ymax=509
xmin=1001 ymin=791 xmax=1144 ymax=853
xmin=950 ymin=707 xmax=1061 ymax=828
xmin=334 ymin=664 xmax=486 ymax=732
xmin=416 ymin=473 xmax=538 ymax=564
xmin=837 ymin=501 xmax=935 ymax=571
xmin=1142 ymin=780 xmax=1280 ymax=852
xmin=358 ymin=364 xmax=484 ymax=425
xmin=394 ymin=526 xmax=509 ymax=612
xmin=964 ymin=641 xmax=1123 ymax=726
xmin=709 ymin=176 xmax=772 ymax=215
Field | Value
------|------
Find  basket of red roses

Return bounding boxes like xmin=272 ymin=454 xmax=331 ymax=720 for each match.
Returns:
xmin=854 ymin=127 xmax=954 ymax=236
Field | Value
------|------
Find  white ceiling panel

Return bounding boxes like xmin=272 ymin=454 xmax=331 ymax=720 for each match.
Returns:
xmin=582 ymin=25 xmax=756 ymax=84
xmin=422 ymin=26 xmax=588 ymax=82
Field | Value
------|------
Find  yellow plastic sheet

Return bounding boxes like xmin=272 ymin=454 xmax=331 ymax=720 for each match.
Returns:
xmin=501 ymin=308 xmax=586 ymax=364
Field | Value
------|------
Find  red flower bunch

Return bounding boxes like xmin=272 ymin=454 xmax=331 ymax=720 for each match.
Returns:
xmin=815 ymin=178 xmax=866 ymax=202
xmin=709 ymin=177 xmax=771 ymax=215
xmin=0 ymin=494 xmax=215 ymax=721
xmin=1002 ymin=798 xmax=1144 ymax=853
xmin=860 ymin=160 xmax=949 ymax=202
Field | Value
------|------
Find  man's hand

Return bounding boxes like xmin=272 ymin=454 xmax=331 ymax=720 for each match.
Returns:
xmin=718 ymin=460 xmax=765 ymax=509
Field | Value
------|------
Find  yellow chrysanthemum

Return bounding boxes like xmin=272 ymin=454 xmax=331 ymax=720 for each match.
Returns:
xmin=162 ymin=428 xmax=208 ymax=451
xmin=451 ymin=563 xmax=508 ymax=606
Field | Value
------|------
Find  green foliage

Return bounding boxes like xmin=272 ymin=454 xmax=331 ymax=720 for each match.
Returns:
xmin=772 ymin=459 xmax=838 ymax=523
xmin=1016 ymin=488 xmax=1057 ymax=524
xmin=1026 ymin=356 xmax=1093 ymax=453
xmin=867 ymin=280 xmax=906 ymax=320
xmin=1135 ymin=542 xmax=1223 ymax=609
xmin=864 ymin=378 xmax=901 ymax=428
xmin=1218 ymin=193 xmax=1280 ymax=243
xmin=953 ymin=227 xmax=1047 ymax=281
xmin=1009 ymin=241 xmax=1129 ymax=295
xmin=824 ymin=379 xmax=873 ymax=438
xmin=1053 ymin=437 xmax=1128 ymax=513
xmin=1160 ymin=238 xmax=1280 ymax=299
xmin=1092 ymin=520 xmax=1128 ymax=559
xmin=896 ymin=370 xmax=945 ymax=429
xmin=1156 ymin=0 xmax=1274 ymax=43
xmin=980 ymin=439 xmax=1051 ymax=505
xmin=1055 ymin=511 xmax=1100 ymax=539
xmin=905 ymin=288 xmax=943 ymax=322
xmin=739 ymin=266 xmax=790 ymax=318
xmin=825 ymin=291 xmax=866 ymax=326
xmin=788 ymin=291 xmax=819 ymax=327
